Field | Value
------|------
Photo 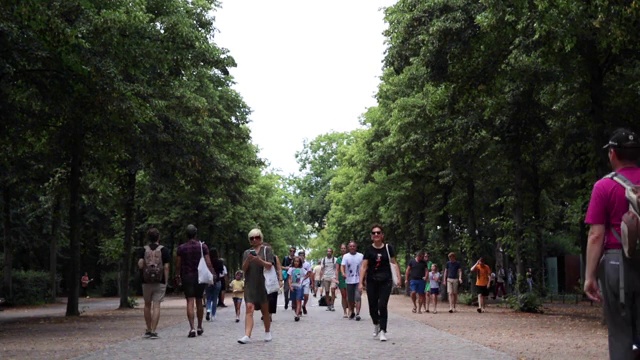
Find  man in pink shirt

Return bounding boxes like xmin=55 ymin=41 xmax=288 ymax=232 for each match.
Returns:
xmin=584 ymin=128 xmax=640 ymax=359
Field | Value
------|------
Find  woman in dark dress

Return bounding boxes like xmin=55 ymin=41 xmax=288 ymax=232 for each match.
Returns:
xmin=237 ymin=228 xmax=276 ymax=344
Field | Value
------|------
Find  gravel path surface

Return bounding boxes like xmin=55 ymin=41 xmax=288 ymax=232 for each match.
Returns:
xmin=73 ymin=293 xmax=514 ymax=360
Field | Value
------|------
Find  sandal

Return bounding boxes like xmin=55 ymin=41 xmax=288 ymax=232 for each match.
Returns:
xmin=433 ymin=310 xmax=437 ymax=314
xmin=188 ymin=329 xmax=196 ymax=338
xmin=412 ymin=308 xmax=417 ymax=313
xmin=197 ymin=328 xmax=204 ymax=336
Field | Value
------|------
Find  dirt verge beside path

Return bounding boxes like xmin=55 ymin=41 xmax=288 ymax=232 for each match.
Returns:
xmin=386 ymin=294 xmax=608 ymax=360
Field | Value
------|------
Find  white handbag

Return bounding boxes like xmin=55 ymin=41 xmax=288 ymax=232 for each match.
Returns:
xmin=263 ymin=247 xmax=280 ymax=294
xmin=386 ymin=244 xmax=400 ymax=287
xmin=198 ymin=242 xmax=214 ymax=285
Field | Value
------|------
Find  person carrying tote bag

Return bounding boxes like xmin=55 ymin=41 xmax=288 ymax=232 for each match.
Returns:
xmin=175 ymin=225 xmax=215 ymax=338
xmin=238 ymin=229 xmax=276 ymax=344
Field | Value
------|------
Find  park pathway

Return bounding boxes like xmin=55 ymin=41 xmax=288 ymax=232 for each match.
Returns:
xmin=74 ymin=293 xmax=514 ymax=360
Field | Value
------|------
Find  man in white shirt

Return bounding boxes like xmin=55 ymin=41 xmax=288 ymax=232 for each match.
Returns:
xmin=299 ymin=251 xmax=312 ymax=315
xmin=319 ymin=248 xmax=337 ymax=311
xmin=341 ymin=241 xmax=364 ymax=321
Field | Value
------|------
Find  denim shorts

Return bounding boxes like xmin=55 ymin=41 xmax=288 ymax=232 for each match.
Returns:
xmin=410 ymin=279 xmax=426 ymax=294
xmin=291 ymin=287 xmax=304 ymax=301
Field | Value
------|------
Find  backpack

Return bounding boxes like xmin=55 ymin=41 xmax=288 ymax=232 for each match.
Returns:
xmin=143 ymin=245 xmax=164 ymax=283
xmin=322 ymin=257 xmax=334 ymax=268
xmin=606 ymin=172 xmax=640 ymax=259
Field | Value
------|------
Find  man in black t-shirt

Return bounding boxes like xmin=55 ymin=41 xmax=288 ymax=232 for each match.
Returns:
xmin=405 ymin=251 xmax=429 ymax=313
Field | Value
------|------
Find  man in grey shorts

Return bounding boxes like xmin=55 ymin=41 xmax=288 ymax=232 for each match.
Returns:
xmin=341 ymin=241 xmax=364 ymax=321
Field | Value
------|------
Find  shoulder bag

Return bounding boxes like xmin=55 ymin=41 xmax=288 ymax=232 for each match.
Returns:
xmin=386 ymin=244 xmax=400 ymax=287
xmin=197 ymin=242 xmax=215 ymax=285
xmin=263 ymin=246 xmax=280 ymax=294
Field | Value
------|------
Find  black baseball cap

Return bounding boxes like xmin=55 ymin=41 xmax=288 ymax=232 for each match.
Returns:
xmin=603 ymin=128 xmax=640 ymax=149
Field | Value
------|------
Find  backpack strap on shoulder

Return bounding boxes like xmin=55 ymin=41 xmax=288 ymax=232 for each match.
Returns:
xmin=606 ymin=172 xmax=635 ymax=190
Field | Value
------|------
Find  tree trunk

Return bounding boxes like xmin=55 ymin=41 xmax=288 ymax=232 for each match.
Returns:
xmin=439 ymin=184 xmax=452 ymax=247
xmin=3 ymin=186 xmax=13 ymax=299
xmin=531 ymin=161 xmax=546 ymax=293
xmin=466 ymin=176 xmax=478 ymax=256
xmin=66 ymin=133 xmax=82 ymax=316
xmin=513 ymin=162 xmax=524 ymax=294
xmin=50 ymin=197 xmax=61 ymax=300
xmin=119 ymin=170 xmax=137 ymax=309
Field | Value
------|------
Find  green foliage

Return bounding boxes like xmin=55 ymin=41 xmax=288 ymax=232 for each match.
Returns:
xmin=458 ymin=292 xmax=475 ymax=306
xmin=97 ymin=272 xmax=137 ymax=298
xmin=127 ymin=296 xmax=138 ymax=308
xmin=506 ymin=292 xmax=544 ymax=314
xmin=10 ymin=270 xmax=51 ymax=305
xmin=100 ymin=272 xmax=120 ymax=297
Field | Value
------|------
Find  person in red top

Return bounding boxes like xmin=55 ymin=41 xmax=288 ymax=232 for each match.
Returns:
xmin=80 ymin=272 xmax=91 ymax=298
xmin=471 ymin=257 xmax=491 ymax=313
xmin=584 ymin=128 xmax=640 ymax=359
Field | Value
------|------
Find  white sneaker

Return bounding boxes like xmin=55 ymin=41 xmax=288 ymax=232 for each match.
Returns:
xmin=264 ymin=332 xmax=272 ymax=342
xmin=379 ymin=330 xmax=387 ymax=342
xmin=237 ymin=335 xmax=251 ymax=344
xmin=372 ymin=324 xmax=380 ymax=338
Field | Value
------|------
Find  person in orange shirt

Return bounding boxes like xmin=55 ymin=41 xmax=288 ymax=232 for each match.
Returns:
xmin=471 ymin=257 xmax=491 ymax=313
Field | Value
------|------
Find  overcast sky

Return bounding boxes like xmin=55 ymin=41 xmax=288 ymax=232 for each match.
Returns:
xmin=213 ymin=0 xmax=396 ymax=175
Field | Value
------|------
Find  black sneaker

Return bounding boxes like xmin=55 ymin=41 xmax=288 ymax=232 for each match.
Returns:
xmin=349 ymin=312 xmax=355 ymax=320
xmin=149 ymin=332 xmax=159 ymax=339
xmin=295 ymin=316 xmax=300 ymax=322
xmin=355 ymin=315 xmax=361 ymax=321
xmin=144 ymin=331 xmax=152 ymax=338
xmin=197 ymin=328 xmax=204 ymax=336
xmin=206 ymin=312 xmax=211 ymax=321
xmin=302 ymin=306 xmax=307 ymax=315
xmin=188 ymin=330 xmax=196 ymax=338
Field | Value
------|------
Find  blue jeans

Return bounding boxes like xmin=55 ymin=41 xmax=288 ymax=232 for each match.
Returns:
xmin=206 ymin=281 xmax=222 ymax=315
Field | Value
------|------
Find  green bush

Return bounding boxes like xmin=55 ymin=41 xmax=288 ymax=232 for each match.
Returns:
xmin=458 ymin=292 xmax=475 ymax=306
xmin=12 ymin=270 xmax=51 ymax=305
xmin=101 ymin=271 xmax=119 ymax=296
xmin=507 ymin=292 xmax=544 ymax=313
xmin=100 ymin=271 xmax=137 ymax=297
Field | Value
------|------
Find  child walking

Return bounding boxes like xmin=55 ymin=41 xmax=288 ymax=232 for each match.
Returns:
xmin=229 ymin=271 xmax=245 ymax=323
xmin=287 ymin=256 xmax=308 ymax=321
xmin=427 ymin=264 xmax=441 ymax=313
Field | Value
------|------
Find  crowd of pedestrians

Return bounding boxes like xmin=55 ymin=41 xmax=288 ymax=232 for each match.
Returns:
xmin=135 ymin=222 xmax=514 ymax=345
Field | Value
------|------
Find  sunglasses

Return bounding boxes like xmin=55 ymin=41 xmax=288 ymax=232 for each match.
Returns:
xmin=250 ymin=236 xmax=261 ymax=241
xmin=371 ymin=231 xmax=382 ymax=235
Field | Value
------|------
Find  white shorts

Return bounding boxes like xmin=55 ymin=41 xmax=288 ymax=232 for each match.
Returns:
xmin=303 ymin=284 xmax=310 ymax=295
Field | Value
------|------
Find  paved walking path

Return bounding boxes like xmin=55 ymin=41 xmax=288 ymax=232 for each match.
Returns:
xmin=73 ymin=294 xmax=513 ymax=360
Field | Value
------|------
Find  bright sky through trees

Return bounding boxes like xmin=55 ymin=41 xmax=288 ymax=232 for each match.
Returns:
xmin=214 ymin=0 xmax=397 ymax=175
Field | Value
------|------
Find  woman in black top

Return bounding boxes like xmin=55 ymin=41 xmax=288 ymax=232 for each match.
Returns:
xmin=359 ymin=224 xmax=402 ymax=342
xmin=205 ymin=248 xmax=224 ymax=321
